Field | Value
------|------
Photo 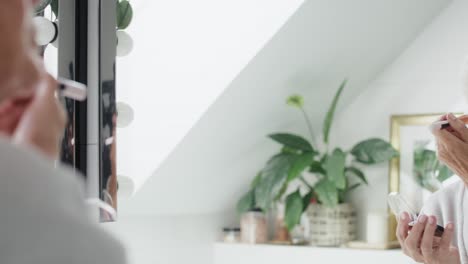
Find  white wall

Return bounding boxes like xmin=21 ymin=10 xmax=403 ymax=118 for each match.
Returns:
xmin=106 ymin=0 xmax=468 ymax=263
xmin=104 ymin=213 xmax=236 ymax=264
xmin=332 ymin=0 xmax=468 ymax=239
xmin=121 ymin=0 xmax=449 ymax=216
xmin=116 ymin=0 xmax=304 ymax=191
xmin=107 ymin=1 xmax=458 ymax=263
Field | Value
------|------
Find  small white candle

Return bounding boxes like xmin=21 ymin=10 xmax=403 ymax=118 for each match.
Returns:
xmin=366 ymin=212 xmax=389 ymax=244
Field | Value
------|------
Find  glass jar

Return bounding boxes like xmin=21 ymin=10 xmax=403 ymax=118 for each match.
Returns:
xmin=240 ymin=208 xmax=268 ymax=244
xmin=222 ymin=227 xmax=241 ymax=243
xmin=273 ymin=203 xmax=290 ymax=243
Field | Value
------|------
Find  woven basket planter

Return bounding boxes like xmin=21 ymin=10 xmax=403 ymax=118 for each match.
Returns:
xmin=306 ymin=203 xmax=357 ymax=246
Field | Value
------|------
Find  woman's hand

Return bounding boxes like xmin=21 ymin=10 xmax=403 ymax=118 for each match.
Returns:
xmin=397 ymin=212 xmax=424 ymax=262
xmin=396 ymin=213 xmax=460 ymax=263
xmin=0 ymin=0 xmax=43 ymax=102
xmin=432 ymin=113 xmax=468 ymax=185
xmin=420 ymin=217 xmax=460 ymax=264
xmin=12 ymin=75 xmax=67 ymax=159
xmin=0 ymin=0 xmax=67 ymax=159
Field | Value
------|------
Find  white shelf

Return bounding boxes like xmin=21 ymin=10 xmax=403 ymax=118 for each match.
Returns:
xmin=213 ymin=243 xmax=417 ymax=264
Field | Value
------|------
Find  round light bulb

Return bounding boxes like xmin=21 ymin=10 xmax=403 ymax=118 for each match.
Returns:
xmin=117 ymin=174 xmax=135 ymax=198
xmin=33 ymin=17 xmax=58 ymax=46
xmin=51 ymin=37 xmax=59 ymax=48
xmin=116 ymin=102 xmax=134 ymax=128
xmin=116 ymin=30 xmax=134 ymax=57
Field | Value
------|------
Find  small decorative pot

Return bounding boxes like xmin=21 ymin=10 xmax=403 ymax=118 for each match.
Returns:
xmin=306 ymin=203 xmax=357 ymax=246
xmin=240 ymin=209 xmax=268 ymax=244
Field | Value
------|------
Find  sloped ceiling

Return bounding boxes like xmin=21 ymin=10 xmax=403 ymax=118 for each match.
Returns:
xmin=116 ymin=0 xmax=305 ymax=191
xmin=120 ymin=0 xmax=451 ymax=215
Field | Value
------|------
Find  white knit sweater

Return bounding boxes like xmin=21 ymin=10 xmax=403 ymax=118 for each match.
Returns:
xmin=0 ymin=138 xmax=127 ymax=264
xmin=420 ymin=180 xmax=468 ymax=263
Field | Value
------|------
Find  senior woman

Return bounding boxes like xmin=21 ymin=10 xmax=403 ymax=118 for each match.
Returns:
xmin=397 ymin=113 xmax=468 ymax=263
xmin=0 ymin=0 xmax=126 ymax=263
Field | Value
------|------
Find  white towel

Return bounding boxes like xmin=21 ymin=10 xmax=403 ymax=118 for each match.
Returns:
xmin=420 ymin=180 xmax=468 ymax=263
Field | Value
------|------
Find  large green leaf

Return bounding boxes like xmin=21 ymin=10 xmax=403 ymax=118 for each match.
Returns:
xmin=34 ymin=0 xmax=51 ymax=14
xmin=51 ymin=0 xmax=58 ymax=17
xmin=287 ymin=153 xmax=314 ymax=181
xmin=269 ymin=133 xmax=316 ymax=152
xmin=412 ymin=143 xmax=454 ymax=191
xmin=314 ymin=179 xmax=339 ymax=207
xmin=284 ymin=191 xmax=304 ymax=231
xmin=350 ymin=138 xmax=399 ymax=164
xmin=309 ymin=160 xmax=326 ymax=174
xmin=274 ymin=182 xmax=288 ymax=201
xmin=414 ymin=148 xmax=437 ymax=170
xmin=413 ymin=145 xmax=439 ymax=190
xmin=236 ymin=190 xmax=255 ymax=214
xmin=323 ymin=148 xmax=346 ymax=189
xmin=281 ymin=146 xmax=300 ymax=155
xmin=323 ymin=79 xmax=347 ymax=144
xmin=117 ymin=0 xmax=134 ymax=30
xmin=302 ymin=191 xmax=314 ymax=211
xmin=347 ymin=183 xmax=361 ymax=192
xmin=437 ymin=165 xmax=454 ymax=182
xmin=345 ymin=166 xmax=368 ymax=185
xmin=255 ymin=154 xmax=293 ymax=210
xmin=250 ymin=172 xmax=263 ymax=189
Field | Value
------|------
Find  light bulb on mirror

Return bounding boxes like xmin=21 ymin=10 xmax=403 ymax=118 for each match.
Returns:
xmin=117 ymin=174 xmax=136 ymax=199
xmin=51 ymin=36 xmax=59 ymax=48
xmin=116 ymin=30 xmax=134 ymax=57
xmin=116 ymin=102 xmax=134 ymax=128
xmin=33 ymin=17 xmax=58 ymax=46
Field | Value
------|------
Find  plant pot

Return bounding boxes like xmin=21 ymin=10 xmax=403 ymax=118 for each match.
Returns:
xmin=240 ymin=209 xmax=268 ymax=244
xmin=306 ymin=203 xmax=356 ymax=246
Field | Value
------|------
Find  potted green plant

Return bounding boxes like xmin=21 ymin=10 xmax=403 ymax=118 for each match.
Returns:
xmin=237 ymin=80 xmax=398 ymax=246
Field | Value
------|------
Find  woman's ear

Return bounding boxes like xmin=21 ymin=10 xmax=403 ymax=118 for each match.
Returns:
xmin=461 ymin=56 xmax=468 ymax=103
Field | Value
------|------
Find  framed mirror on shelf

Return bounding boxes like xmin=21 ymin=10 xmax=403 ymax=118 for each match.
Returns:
xmin=387 ymin=113 xmax=462 ymax=243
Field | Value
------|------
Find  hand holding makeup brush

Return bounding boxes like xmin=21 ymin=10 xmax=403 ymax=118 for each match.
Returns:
xmin=0 ymin=0 xmax=67 ymax=160
xmin=11 ymin=75 xmax=66 ymax=159
xmin=432 ymin=113 xmax=468 ymax=185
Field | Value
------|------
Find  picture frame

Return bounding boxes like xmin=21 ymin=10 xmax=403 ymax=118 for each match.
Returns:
xmin=387 ymin=113 xmax=460 ymax=243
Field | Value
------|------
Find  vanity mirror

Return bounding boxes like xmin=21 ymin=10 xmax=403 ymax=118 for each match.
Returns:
xmin=38 ymin=0 xmax=118 ymax=222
